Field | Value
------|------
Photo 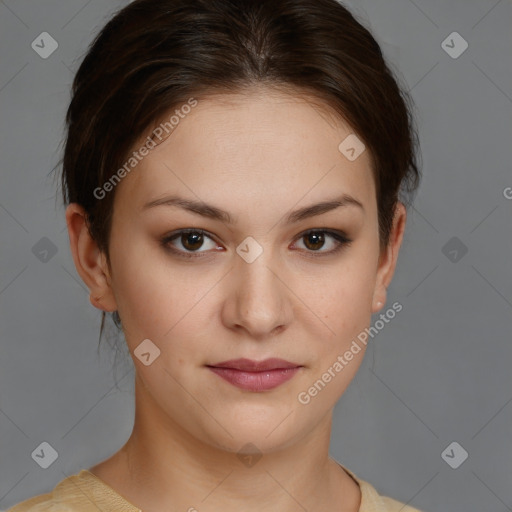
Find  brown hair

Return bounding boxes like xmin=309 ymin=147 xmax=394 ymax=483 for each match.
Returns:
xmin=58 ymin=0 xmax=421 ymax=350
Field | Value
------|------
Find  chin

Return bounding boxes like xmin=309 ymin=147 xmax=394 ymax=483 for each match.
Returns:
xmin=196 ymin=411 xmax=310 ymax=456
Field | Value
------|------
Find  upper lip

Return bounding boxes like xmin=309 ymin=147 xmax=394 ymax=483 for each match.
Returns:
xmin=207 ymin=358 xmax=301 ymax=371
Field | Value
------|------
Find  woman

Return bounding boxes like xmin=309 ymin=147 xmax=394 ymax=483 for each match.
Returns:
xmin=8 ymin=0 xmax=424 ymax=510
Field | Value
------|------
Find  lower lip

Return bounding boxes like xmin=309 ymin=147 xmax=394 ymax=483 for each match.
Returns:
xmin=207 ymin=366 xmax=301 ymax=391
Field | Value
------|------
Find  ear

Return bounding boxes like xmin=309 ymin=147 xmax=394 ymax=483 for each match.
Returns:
xmin=65 ymin=203 xmax=118 ymax=312
xmin=371 ymin=202 xmax=407 ymax=314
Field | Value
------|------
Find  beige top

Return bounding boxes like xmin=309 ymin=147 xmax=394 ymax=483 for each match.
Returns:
xmin=7 ymin=463 xmax=424 ymax=512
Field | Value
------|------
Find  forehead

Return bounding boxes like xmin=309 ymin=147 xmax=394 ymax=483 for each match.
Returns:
xmin=112 ymin=87 xmax=376 ymax=219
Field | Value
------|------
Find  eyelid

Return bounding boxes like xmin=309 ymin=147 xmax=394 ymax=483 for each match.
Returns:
xmin=161 ymin=228 xmax=352 ymax=259
xmin=162 ymin=229 xmax=221 ymax=256
xmin=291 ymin=228 xmax=352 ymax=256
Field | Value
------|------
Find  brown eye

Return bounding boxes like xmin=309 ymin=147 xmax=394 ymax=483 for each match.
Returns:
xmin=302 ymin=231 xmax=326 ymax=251
xmin=293 ymin=229 xmax=352 ymax=255
xmin=162 ymin=229 xmax=219 ymax=257
xmin=180 ymin=231 xmax=204 ymax=251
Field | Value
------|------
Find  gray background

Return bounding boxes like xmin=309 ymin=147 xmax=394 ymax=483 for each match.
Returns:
xmin=1 ymin=0 xmax=511 ymax=511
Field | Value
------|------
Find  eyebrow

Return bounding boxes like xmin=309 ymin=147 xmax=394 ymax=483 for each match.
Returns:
xmin=142 ymin=193 xmax=364 ymax=224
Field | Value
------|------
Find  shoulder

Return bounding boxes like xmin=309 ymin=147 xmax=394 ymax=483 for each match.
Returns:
xmin=337 ymin=462 xmax=425 ymax=512
xmin=378 ymin=495 xmax=424 ymax=512
xmin=358 ymin=480 xmax=424 ymax=512
xmin=358 ymin=479 xmax=424 ymax=512
xmin=5 ymin=470 xmax=111 ymax=512
xmin=6 ymin=491 xmax=73 ymax=512
xmin=6 ymin=492 xmax=54 ymax=512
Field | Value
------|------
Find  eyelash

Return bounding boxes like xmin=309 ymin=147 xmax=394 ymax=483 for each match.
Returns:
xmin=160 ymin=228 xmax=353 ymax=260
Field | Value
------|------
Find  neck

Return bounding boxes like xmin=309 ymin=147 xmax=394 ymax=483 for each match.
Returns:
xmin=90 ymin=373 xmax=361 ymax=512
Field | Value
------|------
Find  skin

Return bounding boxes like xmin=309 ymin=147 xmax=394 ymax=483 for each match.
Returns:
xmin=66 ymin=85 xmax=406 ymax=512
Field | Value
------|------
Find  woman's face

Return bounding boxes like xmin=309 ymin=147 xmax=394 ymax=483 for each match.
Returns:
xmin=79 ymin=87 xmax=405 ymax=454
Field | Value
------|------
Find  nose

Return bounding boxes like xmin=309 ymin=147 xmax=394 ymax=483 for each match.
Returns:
xmin=222 ymin=250 xmax=294 ymax=339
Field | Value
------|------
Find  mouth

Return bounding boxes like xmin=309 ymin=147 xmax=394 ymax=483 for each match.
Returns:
xmin=206 ymin=358 xmax=303 ymax=392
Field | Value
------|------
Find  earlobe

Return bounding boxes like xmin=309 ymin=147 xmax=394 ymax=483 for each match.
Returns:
xmin=372 ymin=299 xmax=384 ymax=313
xmin=371 ymin=202 xmax=407 ymax=314
xmin=65 ymin=203 xmax=117 ymax=312
xmin=90 ymin=293 xmax=111 ymax=311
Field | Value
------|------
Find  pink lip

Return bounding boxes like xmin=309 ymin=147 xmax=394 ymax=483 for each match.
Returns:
xmin=206 ymin=358 xmax=302 ymax=391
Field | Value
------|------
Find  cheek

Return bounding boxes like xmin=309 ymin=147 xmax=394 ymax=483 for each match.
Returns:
xmin=298 ymin=257 xmax=376 ymax=375
xmin=109 ymin=243 xmax=224 ymax=357
xmin=297 ymin=276 xmax=374 ymax=406
xmin=108 ymin=240 xmax=183 ymax=337
xmin=313 ymin=259 xmax=375 ymax=327
xmin=109 ymin=224 xmax=377 ymax=356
